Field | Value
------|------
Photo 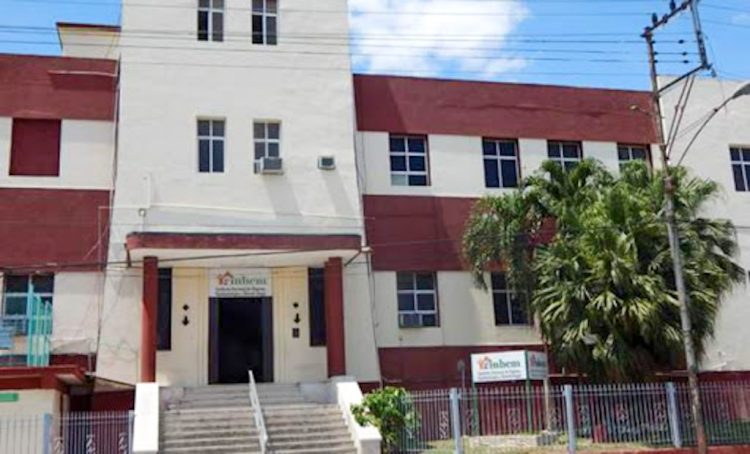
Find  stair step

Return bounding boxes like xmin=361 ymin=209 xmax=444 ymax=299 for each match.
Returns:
xmin=263 ymin=403 xmax=337 ymax=412
xmin=269 ymin=431 xmax=351 ymax=443
xmin=267 ymin=421 xmax=351 ymax=434
xmin=162 ymin=427 xmax=257 ymax=440
xmin=272 ymin=448 xmax=356 ymax=454
xmin=164 ymin=406 xmax=251 ymax=415
xmin=162 ymin=434 xmax=259 ymax=449
xmin=161 ymin=443 xmax=261 ymax=453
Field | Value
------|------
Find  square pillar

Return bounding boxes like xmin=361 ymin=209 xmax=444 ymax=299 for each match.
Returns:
xmin=325 ymin=257 xmax=346 ymax=377
xmin=141 ymin=256 xmax=158 ymax=382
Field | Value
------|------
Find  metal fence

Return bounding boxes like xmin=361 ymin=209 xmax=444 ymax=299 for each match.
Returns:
xmin=0 ymin=412 xmax=133 ymax=454
xmin=396 ymin=381 xmax=750 ymax=453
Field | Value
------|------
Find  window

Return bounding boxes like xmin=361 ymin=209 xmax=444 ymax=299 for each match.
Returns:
xmin=547 ymin=141 xmax=582 ymax=171
xmin=483 ymin=139 xmax=520 ymax=188
xmin=390 ymin=135 xmax=429 ymax=187
xmin=491 ymin=273 xmax=528 ymax=326
xmin=198 ymin=0 xmax=224 ymax=42
xmin=731 ymin=147 xmax=750 ymax=192
xmin=10 ymin=119 xmax=61 ymax=177
xmin=308 ymin=268 xmax=326 ymax=346
xmin=2 ymin=274 xmax=54 ymax=335
xmin=254 ymin=121 xmax=281 ymax=160
xmin=618 ymin=144 xmax=650 ymax=170
xmin=252 ymin=0 xmax=278 ymax=45
xmin=198 ymin=119 xmax=225 ymax=173
xmin=397 ymin=272 xmax=438 ymax=328
xmin=157 ymin=269 xmax=172 ymax=351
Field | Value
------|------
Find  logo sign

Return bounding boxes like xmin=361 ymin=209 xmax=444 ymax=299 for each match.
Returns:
xmin=471 ymin=350 xmax=548 ymax=383
xmin=209 ymin=269 xmax=272 ymax=298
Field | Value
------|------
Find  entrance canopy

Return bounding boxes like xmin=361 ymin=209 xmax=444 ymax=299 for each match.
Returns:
xmin=125 ymin=232 xmax=363 ymax=267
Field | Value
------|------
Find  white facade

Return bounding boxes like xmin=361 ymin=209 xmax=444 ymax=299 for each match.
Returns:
xmin=661 ymin=76 xmax=750 ymax=372
xmin=96 ymin=0 xmax=380 ymax=386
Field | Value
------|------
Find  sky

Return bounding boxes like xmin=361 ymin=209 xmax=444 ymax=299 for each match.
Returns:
xmin=0 ymin=0 xmax=747 ymax=90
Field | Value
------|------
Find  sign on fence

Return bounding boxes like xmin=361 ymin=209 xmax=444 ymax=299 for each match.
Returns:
xmin=470 ymin=350 xmax=548 ymax=383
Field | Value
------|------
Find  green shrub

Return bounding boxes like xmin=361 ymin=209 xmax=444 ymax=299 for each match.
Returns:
xmin=351 ymin=386 xmax=418 ymax=453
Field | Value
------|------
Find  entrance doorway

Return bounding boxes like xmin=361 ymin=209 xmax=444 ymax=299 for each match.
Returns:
xmin=209 ymin=298 xmax=273 ymax=384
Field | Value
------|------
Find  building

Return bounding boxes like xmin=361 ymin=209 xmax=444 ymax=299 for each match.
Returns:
xmin=661 ymin=76 xmax=750 ymax=377
xmin=1 ymin=2 xmax=748 ymax=400
xmin=0 ymin=53 xmax=120 ymax=412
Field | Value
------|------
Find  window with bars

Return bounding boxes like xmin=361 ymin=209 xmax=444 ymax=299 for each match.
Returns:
xmin=618 ymin=144 xmax=650 ymax=170
xmin=389 ymin=135 xmax=429 ymax=187
xmin=198 ymin=119 xmax=225 ymax=173
xmin=254 ymin=121 xmax=281 ymax=160
xmin=731 ymin=146 xmax=750 ymax=192
xmin=547 ymin=141 xmax=582 ymax=171
xmin=252 ymin=0 xmax=278 ymax=45
xmin=397 ymin=272 xmax=438 ymax=328
xmin=198 ymin=0 xmax=224 ymax=42
xmin=483 ymin=139 xmax=520 ymax=188
xmin=491 ymin=273 xmax=528 ymax=326
xmin=2 ymin=275 xmax=54 ymax=335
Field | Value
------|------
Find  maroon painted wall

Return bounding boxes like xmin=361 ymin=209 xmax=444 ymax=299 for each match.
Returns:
xmin=354 ymin=74 xmax=657 ymax=144
xmin=0 ymin=188 xmax=110 ymax=270
xmin=363 ymin=195 xmax=475 ymax=271
xmin=9 ymin=119 xmax=62 ymax=176
xmin=0 ymin=54 xmax=116 ymax=121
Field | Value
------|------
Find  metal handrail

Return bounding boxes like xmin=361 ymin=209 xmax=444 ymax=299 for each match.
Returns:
xmin=248 ymin=370 xmax=268 ymax=454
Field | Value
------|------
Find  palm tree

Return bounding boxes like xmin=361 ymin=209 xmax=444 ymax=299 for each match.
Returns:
xmin=463 ymin=159 xmax=743 ymax=381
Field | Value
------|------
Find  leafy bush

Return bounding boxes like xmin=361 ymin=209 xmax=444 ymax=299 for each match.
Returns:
xmin=351 ymin=387 xmax=418 ymax=453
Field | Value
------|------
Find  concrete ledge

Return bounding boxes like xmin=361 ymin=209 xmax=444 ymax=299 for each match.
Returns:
xmin=329 ymin=376 xmax=382 ymax=454
xmin=132 ymin=382 xmax=159 ymax=454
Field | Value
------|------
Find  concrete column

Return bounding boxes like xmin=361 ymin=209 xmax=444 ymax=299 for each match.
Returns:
xmin=141 ymin=256 xmax=158 ymax=382
xmin=325 ymin=257 xmax=346 ymax=377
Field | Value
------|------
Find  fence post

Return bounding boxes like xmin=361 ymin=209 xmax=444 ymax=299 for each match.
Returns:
xmin=449 ymin=388 xmax=464 ymax=454
xmin=666 ymin=382 xmax=682 ymax=448
xmin=564 ymin=385 xmax=576 ymax=454
xmin=42 ymin=413 xmax=52 ymax=454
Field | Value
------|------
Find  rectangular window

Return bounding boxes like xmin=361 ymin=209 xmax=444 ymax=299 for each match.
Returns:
xmin=2 ymin=274 xmax=54 ymax=335
xmin=491 ymin=273 xmax=528 ymax=326
xmin=547 ymin=141 xmax=582 ymax=172
xmin=198 ymin=119 xmax=225 ymax=173
xmin=397 ymin=272 xmax=438 ymax=328
xmin=198 ymin=0 xmax=224 ymax=42
xmin=308 ymin=268 xmax=326 ymax=346
xmin=618 ymin=144 xmax=650 ymax=171
xmin=731 ymin=146 xmax=750 ymax=192
xmin=254 ymin=121 xmax=281 ymax=160
xmin=252 ymin=0 xmax=278 ymax=45
xmin=483 ymin=139 xmax=520 ymax=188
xmin=157 ymin=269 xmax=172 ymax=351
xmin=390 ymin=134 xmax=429 ymax=187
xmin=10 ymin=119 xmax=61 ymax=177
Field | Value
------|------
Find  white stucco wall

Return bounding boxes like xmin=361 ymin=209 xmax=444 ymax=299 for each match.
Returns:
xmin=373 ymin=271 xmax=541 ymax=348
xmin=0 ymin=389 xmax=61 ymax=417
xmin=357 ymin=131 xmax=640 ymax=197
xmin=58 ymin=27 xmax=121 ymax=60
xmin=661 ymin=76 xmax=750 ymax=372
xmin=0 ymin=118 xmax=114 ymax=190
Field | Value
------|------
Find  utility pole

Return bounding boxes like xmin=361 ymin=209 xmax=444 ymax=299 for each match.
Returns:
xmin=641 ymin=1 xmax=711 ymax=453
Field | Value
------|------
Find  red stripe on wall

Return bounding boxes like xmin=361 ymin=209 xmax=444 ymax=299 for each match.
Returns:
xmin=0 ymin=188 xmax=110 ymax=270
xmin=354 ymin=74 xmax=657 ymax=144
xmin=363 ymin=195 xmax=476 ymax=271
xmin=0 ymin=54 xmax=116 ymax=121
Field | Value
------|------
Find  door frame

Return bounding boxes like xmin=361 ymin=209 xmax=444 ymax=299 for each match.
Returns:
xmin=208 ymin=297 xmax=274 ymax=384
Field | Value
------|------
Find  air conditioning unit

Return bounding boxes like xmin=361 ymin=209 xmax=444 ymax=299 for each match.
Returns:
xmin=318 ymin=156 xmax=336 ymax=170
xmin=255 ymin=157 xmax=284 ymax=174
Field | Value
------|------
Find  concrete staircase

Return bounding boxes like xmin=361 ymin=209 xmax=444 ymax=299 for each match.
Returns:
xmin=160 ymin=384 xmax=261 ymax=453
xmin=258 ymin=383 xmax=357 ymax=454
xmin=159 ymin=382 xmax=356 ymax=454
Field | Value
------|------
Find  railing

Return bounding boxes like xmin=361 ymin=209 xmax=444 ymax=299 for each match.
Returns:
xmin=248 ymin=370 xmax=269 ymax=454
xmin=396 ymin=381 xmax=750 ymax=453
xmin=0 ymin=411 xmax=134 ymax=454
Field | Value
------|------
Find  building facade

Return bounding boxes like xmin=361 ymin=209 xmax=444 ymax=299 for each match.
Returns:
xmin=1 ymin=2 xmax=749 ymax=400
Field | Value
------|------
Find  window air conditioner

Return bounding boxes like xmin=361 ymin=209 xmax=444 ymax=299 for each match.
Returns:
xmin=318 ymin=156 xmax=336 ymax=170
xmin=255 ymin=157 xmax=284 ymax=174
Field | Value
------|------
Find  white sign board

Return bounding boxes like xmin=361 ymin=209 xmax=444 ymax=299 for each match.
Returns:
xmin=209 ymin=269 xmax=272 ymax=298
xmin=471 ymin=350 xmax=548 ymax=383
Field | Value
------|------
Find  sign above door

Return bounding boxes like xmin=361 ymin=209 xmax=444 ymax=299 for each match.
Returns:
xmin=209 ymin=268 xmax=272 ymax=298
